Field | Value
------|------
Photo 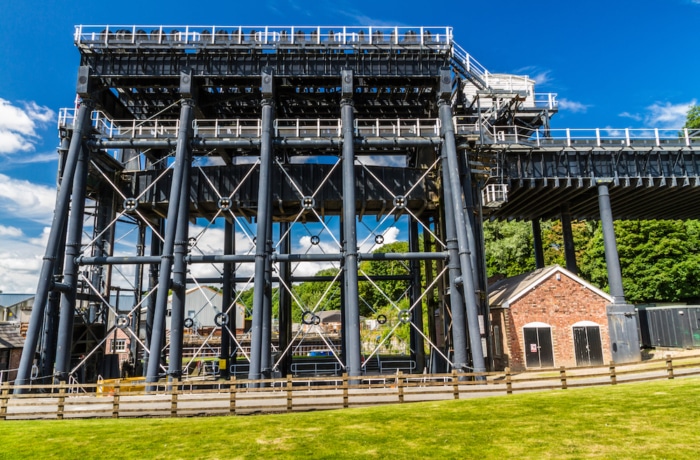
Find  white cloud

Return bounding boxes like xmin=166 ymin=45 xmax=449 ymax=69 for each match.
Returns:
xmin=0 ymin=174 xmax=56 ymax=224
xmin=644 ymin=100 xmax=696 ymax=128
xmin=0 ymin=225 xmax=47 ymax=293
xmin=558 ymin=98 xmax=590 ymax=113
xmin=619 ymin=111 xmax=642 ymax=122
xmin=0 ymin=98 xmax=55 ymax=155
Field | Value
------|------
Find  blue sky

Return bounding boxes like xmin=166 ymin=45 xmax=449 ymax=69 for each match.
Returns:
xmin=0 ymin=0 xmax=698 ymax=292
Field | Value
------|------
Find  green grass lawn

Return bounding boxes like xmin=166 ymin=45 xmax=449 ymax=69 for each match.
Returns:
xmin=2 ymin=378 xmax=699 ymax=459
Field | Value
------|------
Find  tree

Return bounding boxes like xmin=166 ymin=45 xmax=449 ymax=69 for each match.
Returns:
xmin=683 ymin=105 xmax=700 ymax=130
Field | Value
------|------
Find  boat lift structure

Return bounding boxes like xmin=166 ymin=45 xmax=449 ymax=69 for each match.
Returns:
xmin=13 ymin=25 xmax=700 ymax=390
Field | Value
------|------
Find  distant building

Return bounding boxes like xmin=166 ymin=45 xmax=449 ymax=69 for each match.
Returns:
xmin=489 ymin=265 xmax=613 ymax=371
xmin=167 ymin=286 xmax=246 ymax=333
xmin=0 ymin=323 xmax=25 ymax=383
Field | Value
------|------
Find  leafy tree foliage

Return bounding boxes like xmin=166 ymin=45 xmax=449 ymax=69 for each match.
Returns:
xmin=683 ymin=105 xmax=700 ymax=130
xmin=579 ymin=220 xmax=700 ymax=303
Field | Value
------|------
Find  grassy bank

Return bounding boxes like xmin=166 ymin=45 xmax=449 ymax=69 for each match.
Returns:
xmin=1 ymin=378 xmax=698 ymax=459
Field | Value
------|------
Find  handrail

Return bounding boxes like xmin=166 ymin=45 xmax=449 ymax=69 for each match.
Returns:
xmin=74 ymin=25 xmax=453 ymax=50
xmin=354 ymin=118 xmax=441 ymax=137
xmin=485 ymin=126 xmax=700 ymax=147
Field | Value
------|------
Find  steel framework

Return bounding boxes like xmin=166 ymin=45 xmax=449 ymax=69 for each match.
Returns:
xmin=15 ymin=24 xmax=700 ymax=390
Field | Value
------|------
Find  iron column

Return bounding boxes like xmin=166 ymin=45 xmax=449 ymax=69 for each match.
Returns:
xmin=438 ymin=90 xmax=486 ymax=373
xmin=340 ymin=69 xmax=362 ymax=378
xmin=167 ymin=139 xmax=192 ymax=380
xmin=248 ymin=69 xmax=275 ymax=381
xmin=55 ymin=136 xmax=90 ymax=381
xmin=145 ymin=96 xmax=195 ymax=386
xmin=15 ymin=99 xmax=94 ymax=391
xmin=532 ymin=218 xmax=545 ymax=269
xmin=561 ymin=203 xmax=578 ymax=274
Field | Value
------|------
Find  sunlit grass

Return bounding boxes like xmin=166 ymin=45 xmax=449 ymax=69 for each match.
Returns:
xmin=1 ymin=378 xmax=698 ymax=459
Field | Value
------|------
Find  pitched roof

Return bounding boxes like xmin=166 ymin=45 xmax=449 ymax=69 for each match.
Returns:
xmin=0 ymin=324 xmax=25 ymax=349
xmin=488 ymin=265 xmax=612 ymax=308
xmin=0 ymin=294 xmax=34 ymax=308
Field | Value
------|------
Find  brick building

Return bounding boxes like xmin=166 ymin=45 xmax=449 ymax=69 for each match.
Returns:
xmin=489 ymin=265 xmax=613 ymax=371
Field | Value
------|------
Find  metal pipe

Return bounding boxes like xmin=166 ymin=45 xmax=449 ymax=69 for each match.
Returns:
xmin=143 ymin=218 xmax=164 ymax=376
xmin=439 ymin=99 xmax=486 ymax=374
xmin=277 ymin=221 xmax=292 ymax=377
xmin=532 ymin=218 xmax=545 ymax=269
xmin=409 ymin=218 xmax=426 ymax=373
xmin=560 ymin=203 xmax=578 ymax=275
xmin=89 ymin=137 xmax=441 ymax=150
xmin=597 ymin=181 xmax=626 ymax=304
xmin=220 ymin=219 xmax=233 ymax=379
xmin=248 ymin=95 xmax=275 ymax=382
xmin=40 ymin=137 xmax=70 ymax=382
xmin=440 ymin=142 xmax=469 ymax=372
xmin=341 ymin=90 xmax=362 ymax=378
xmin=55 ymin=140 xmax=90 ymax=381
xmin=145 ymin=98 xmax=194 ymax=387
xmin=167 ymin=140 xmax=192 ymax=380
xmin=15 ymin=100 xmax=94 ymax=391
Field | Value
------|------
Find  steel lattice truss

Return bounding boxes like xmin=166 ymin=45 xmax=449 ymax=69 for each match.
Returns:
xmin=15 ymin=24 xmax=700 ymax=390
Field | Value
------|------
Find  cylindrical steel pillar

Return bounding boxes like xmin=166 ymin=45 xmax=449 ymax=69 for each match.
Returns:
xmin=532 ymin=218 xmax=545 ymax=269
xmin=341 ymin=92 xmax=362 ymax=378
xmin=438 ymin=99 xmax=486 ymax=373
xmin=220 ymin=219 xmax=234 ymax=379
xmin=15 ymin=100 xmax=94 ymax=391
xmin=167 ymin=144 xmax=192 ymax=380
xmin=597 ymin=182 xmax=625 ymax=304
xmin=248 ymin=94 xmax=275 ymax=381
xmin=561 ymin=203 xmax=578 ymax=274
xmin=146 ymin=98 xmax=195 ymax=386
xmin=408 ymin=219 xmax=426 ymax=372
xmin=277 ymin=221 xmax=292 ymax=377
xmin=55 ymin=139 xmax=90 ymax=381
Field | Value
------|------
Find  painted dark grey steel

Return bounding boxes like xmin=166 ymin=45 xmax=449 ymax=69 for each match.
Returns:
xmin=167 ymin=141 xmax=192 ymax=380
xmin=248 ymin=95 xmax=275 ymax=381
xmin=90 ymin=137 xmax=441 ymax=150
xmin=55 ymin=141 xmax=90 ymax=381
xmin=145 ymin=98 xmax=195 ymax=386
xmin=597 ymin=182 xmax=625 ymax=304
xmin=560 ymin=203 xmax=578 ymax=274
xmin=439 ymin=99 xmax=486 ymax=373
xmin=409 ymin=219 xmax=425 ymax=372
xmin=532 ymin=219 xmax=545 ymax=269
xmin=15 ymin=101 xmax=94 ymax=391
xmin=341 ymin=83 xmax=362 ymax=378
xmin=220 ymin=219 xmax=234 ymax=379
xmin=440 ymin=142 xmax=469 ymax=372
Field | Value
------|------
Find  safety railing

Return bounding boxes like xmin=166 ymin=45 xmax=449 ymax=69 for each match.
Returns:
xmin=450 ymin=41 xmax=489 ymax=85
xmin=290 ymin=361 xmax=344 ymax=377
xmin=487 ymin=126 xmax=700 ymax=148
xmin=74 ymin=25 xmax=453 ymax=50
xmin=195 ymin=119 xmax=262 ymax=138
xmin=275 ymin=119 xmax=342 ymax=137
xmin=354 ymin=118 xmax=441 ymax=137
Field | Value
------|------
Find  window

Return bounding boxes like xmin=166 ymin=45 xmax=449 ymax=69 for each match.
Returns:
xmin=493 ymin=325 xmax=502 ymax=356
xmin=112 ymin=339 xmax=127 ymax=353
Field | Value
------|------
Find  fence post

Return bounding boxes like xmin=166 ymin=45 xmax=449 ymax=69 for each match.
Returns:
xmin=666 ymin=356 xmax=674 ymax=380
xmin=286 ymin=375 xmax=293 ymax=412
xmin=397 ymin=371 xmax=405 ymax=403
xmin=112 ymin=380 xmax=121 ymax=418
xmin=229 ymin=376 xmax=237 ymax=415
xmin=57 ymin=382 xmax=67 ymax=420
xmin=0 ymin=382 xmax=9 ymax=420
xmin=452 ymin=370 xmax=459 ymax=400
xmin=170 ymin=378 xmax=179 ymax=417
xmin=609 ymin=362 xmax=617 ymax=385
xmin=505 ymin=367 xmax=512 ymax=395
xmin=559 ymin=366 xmax=568 ymax=390
xmin=342 ymin=373 xmax=349 ymax=409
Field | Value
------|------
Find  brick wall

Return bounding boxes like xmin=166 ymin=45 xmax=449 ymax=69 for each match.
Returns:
xmin=491 ymin=271 xmax=611 ymax=371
